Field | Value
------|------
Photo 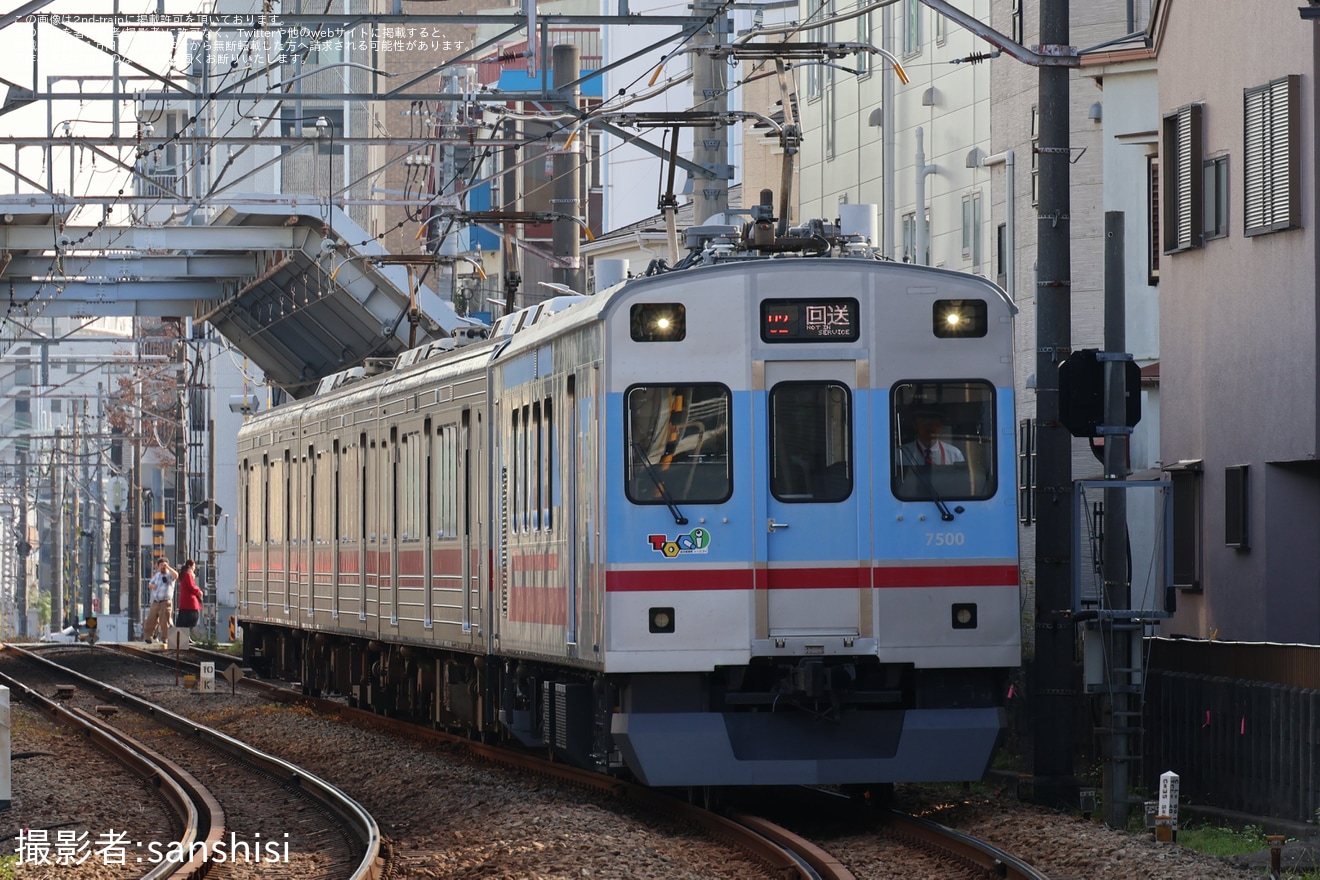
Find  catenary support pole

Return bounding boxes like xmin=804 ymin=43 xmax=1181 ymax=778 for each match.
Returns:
xmin=552 ymin=44 xmax=584 ymax=293
xmin=691 ymin=0 xmax=730 ymax=225
xmin=1029 ymin=0 xmax=1079 ymax=810
xmin=51 ymin=428 xmax=64 ymax=634
xmin=16 ymin=450 xmax=28 ymax=638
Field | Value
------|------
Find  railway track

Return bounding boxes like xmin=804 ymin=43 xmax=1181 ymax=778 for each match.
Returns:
xmin=110 ymin=643 xmax=1049 ymax=879
xmin=726 ymin=784 xmax=1052 ymax=880
xmin=1 ymin=644 xmax=382 ymax=880
xmin=81 ymin=643 xmax=850 ymax=877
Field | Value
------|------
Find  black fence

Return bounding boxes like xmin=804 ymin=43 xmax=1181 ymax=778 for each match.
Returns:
xmin=1145 ymin=638 xmax=1320 ymax=822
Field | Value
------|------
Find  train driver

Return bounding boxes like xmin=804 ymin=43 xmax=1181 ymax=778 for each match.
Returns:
xmin=897 ymin=407 xmax=965 ymax=468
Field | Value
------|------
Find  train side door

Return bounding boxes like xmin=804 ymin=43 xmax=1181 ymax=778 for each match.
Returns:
xmin=564 ymin=380 xmax=577 ymax=646
xmin=279 ymin=449 xmax=292 ymax=613
xmin=364 ymin=437 xmax=381 ymax=630
xmin=257 ymin=454 xmax=270 ymax=610
xmin=298 ymin=447 xmax=312 ymax=619
xmin=760 ymin=361 xmax=868 ymax=639
xmin=383 ymin=430 xmax=399 ymax=631
xmin=459 ymin=410 xmax=477 ymax=633
xmin=355 ymin=436 xmax=368 ymax=622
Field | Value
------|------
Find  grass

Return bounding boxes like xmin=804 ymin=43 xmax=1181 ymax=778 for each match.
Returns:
xmin=1176 ymin=823 xmax=1270 ymax=857
xmin=1175 ymin=824 xmax=1320 ymax=879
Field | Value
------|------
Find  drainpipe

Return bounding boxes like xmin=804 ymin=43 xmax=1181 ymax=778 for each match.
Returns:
xmin=882 ymin=7 xmax=895 ymax=258
xmin=915 ymin=126 xmax=937 ymax=265
xmin=981 ymin=149 xmax=1016 ymax=301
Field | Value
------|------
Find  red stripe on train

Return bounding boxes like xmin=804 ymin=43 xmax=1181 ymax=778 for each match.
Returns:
xmin=873 ymin=564 xmax=1019 ymax=588
xmin=605 ymin=565 xmax=1018 ymax=592
xmin=767 ymin=567 xmax=870 ymax=589
xmin=606 ymin=570 xmax=755 ymax=592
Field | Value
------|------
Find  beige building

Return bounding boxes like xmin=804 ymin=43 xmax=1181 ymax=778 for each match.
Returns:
xmin=1153 ymin=0 xmax=1320 ymax=642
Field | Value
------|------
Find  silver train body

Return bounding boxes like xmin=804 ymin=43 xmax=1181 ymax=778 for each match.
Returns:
xmin=237 ymin=249 xmax=1021 ymax=787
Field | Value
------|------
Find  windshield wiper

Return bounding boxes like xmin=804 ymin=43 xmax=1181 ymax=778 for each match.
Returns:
xmin=632 ymin=443 xmax=689 ymax=525
xmin=903 ymin=454 xmax=956 ymax=522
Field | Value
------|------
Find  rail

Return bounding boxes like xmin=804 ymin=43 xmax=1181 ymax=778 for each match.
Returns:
xmin=10 ymin=644 xmax=384 ymax=880
xmin=883 ymin=808 xmax=1051 ymax=880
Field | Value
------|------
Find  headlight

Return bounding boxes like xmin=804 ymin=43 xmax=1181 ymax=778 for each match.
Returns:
xmin=932 ymin=299 xmax=988 ymax=338
xmin=631 ymin=303 xmax=687 ymax=342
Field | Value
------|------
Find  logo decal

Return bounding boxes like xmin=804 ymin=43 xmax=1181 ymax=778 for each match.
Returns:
xmin=646 ymin=528 xmax=711 ymax=558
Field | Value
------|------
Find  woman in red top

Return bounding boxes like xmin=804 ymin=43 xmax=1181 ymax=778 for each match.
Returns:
xmin=175 ymin=559 xmax=203 ymax=630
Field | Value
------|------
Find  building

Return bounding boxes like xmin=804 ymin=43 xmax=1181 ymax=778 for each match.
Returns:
xmin=799 ymin=0 xmax=992 ymax=271
xmin=1153 ymin=0 xmax=1320 ymax=642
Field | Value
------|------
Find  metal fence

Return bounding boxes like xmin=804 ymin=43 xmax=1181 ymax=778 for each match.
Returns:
xmin=1145 ymin=638 xmax=1320 ymax=822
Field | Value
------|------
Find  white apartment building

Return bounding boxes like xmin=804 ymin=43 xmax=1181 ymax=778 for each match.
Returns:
xmin=799 ymin=0 xmax=993 ymax=273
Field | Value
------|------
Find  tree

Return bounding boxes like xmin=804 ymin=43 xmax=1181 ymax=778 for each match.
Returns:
xmin=106 ymin=319 xmax=186 ymax=468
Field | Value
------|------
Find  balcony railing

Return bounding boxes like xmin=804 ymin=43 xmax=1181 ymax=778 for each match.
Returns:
xmin=136 ymin=172 xmax=185 ymax=199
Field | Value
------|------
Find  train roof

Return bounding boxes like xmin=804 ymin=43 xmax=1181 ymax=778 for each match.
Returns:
xmin=491 ymin=256 xmax=1016 ymax=356
xmin=241 ymin=253 xmax=1014 ymax=432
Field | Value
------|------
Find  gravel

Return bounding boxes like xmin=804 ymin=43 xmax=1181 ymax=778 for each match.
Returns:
xmin=7 ymin=645 xmax=1315 ymax=878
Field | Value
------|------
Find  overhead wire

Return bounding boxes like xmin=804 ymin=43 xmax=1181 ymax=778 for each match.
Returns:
xmin=5 ymin=0 xmax=904 ymax=346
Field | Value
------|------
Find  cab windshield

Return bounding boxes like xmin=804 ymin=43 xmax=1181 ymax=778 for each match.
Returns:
xmin=891 ymin=380 xmax=997 ymax=501
xmin=626 ymin=384 xmax=732 ymax=504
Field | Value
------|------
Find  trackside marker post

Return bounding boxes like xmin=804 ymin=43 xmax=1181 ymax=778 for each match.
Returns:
xmin=200 ymin=662 xmax=215 ymax=694
xmin=1156 ymin=771 xmax=1179 ymax=843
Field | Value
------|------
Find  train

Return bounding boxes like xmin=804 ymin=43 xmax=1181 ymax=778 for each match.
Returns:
xmin=236 ymin=216 xmax=1021 ymax=788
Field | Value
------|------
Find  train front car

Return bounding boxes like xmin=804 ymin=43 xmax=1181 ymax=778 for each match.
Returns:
xmin=595 ymin=257 xmax=1020 ymax=787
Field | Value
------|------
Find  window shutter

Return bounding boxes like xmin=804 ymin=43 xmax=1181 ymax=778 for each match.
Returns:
xmin=1162 ymin=104 xmax=1203 ymax=252
xmin=1244 ymin=75 xmax=1300 ymax=235
xmin=1147 ymin=156 xmax=1161 ymax=283
xmin=1244 ymin=83 xmax=1268 ymax=229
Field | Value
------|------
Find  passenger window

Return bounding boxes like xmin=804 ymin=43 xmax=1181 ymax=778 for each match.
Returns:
xmin=769 ymin=382 xmax=853 ymax=503
xmin=626 ymin=384 xmax=731 ymax=504
xmin=891 ymin=381 xmax=997 ymax=501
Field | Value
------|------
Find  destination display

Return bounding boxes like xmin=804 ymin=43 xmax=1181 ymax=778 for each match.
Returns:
xmin=760 ymin=298 xmax=860 ymax=342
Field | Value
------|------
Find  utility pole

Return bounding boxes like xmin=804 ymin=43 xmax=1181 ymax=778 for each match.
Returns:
xmin=207 ymin=419 xmax=218 ymax=642
xmin=174 ymin=330 xmax=188 ymax=566
xmin=94 ymin=391 xmax=105 ymax=616
xmin=78 ymin=401 xmax=93 ymax=618
xmin=109 ymin=427 xmax=123 ymax=615
xmin=128 ymin=418 xmax=142 ymax=639
xmin=1029 ymin=0 xmax=1079 ymax=810
xmin=51 ymin=428 xmax=63 ymax=633
xmin=15 ymin=448 xmax=29 ymax=639
xmin=1101 ymin=211 xmax=1134 ymax=828
xmin=551 ymin=44 xmax=584 ymax=293
xmin=74 ymin=406 xmax=87 ymax=620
